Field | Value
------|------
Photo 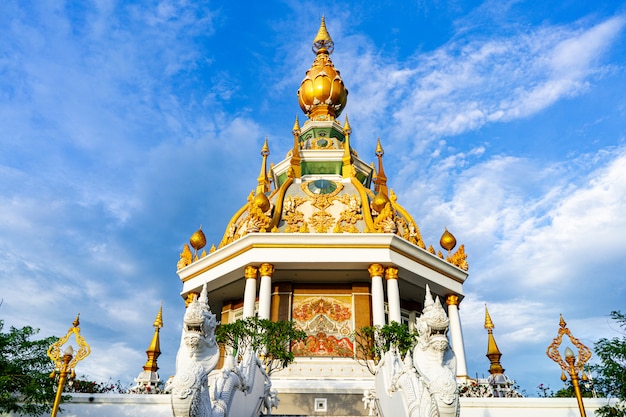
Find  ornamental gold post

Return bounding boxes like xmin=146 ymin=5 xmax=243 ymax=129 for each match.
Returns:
xmin=546 ymin=315 xmax=592 ymax=417
xmin=47 ymin=314 xmax=91 ymax=417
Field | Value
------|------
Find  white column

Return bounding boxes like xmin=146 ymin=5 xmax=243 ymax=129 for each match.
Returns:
xmin=368 ymin=264 xmax=385 ymax=327
xmin=385 ymin=267 xmax=401 ymax=324
xmin=446 ymin=294 xmax=468 ymax=380
xmin=258 ymin=263 xmax=274 ymax=320
xmin=243 ymin=266 xmax=258 ymax=318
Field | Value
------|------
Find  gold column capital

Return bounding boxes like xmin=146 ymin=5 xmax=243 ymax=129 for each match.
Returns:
xmin=368 ymin=263 xmax=384 ymax=277
xmin=244 ymin=265 xmax=258 ymax=279
xmin=385 ymin=266 xmax=398 ymax=280
xmin=259 ymin=263 xmax=275 ymax=277
xmin=446 ymin=294 xmax=460 ymax=306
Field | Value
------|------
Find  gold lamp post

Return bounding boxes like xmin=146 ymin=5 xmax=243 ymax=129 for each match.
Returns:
xmin=546 ymin=315 xmax=592 ymax=417
xmin=47 ymin=314 xmax=91 ymax=417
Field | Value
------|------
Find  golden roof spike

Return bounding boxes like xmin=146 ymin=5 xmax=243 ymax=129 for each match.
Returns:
xmin=374 ymin=138 xmax=388 ymax=194
xmin=143 ymin=305 xmax=163 ymax=373
xmin=72 ymin=313 xmax=80 ymax=328
xmin=312 ymin=15 xmax=334 ymax=54
xmin=342 ymin=115 xmax=352 ymax=178
xmin=343 ymin=115 xmax=352 ymax=134
xmin=484 ymin=304 xmax=504 ymax=374
xmin=484 ymin=304 xmax=495 ymax=330
xmin=290 ymin=116 xmax=302 ymax=178
xmin=292 ymin=114 xmax=301 ymax=133
xmin=256 ymin=137 xmax=270 ymax=194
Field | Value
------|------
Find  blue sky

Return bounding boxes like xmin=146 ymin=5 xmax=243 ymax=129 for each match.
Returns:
xmin=1 ymin=0 xmax=625 ymax=395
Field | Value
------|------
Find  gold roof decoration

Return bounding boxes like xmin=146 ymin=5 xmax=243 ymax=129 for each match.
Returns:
xmin=484 ymin=304 xmax=504 ymax=375
xmin=440 ymin=228 xmax=456 ymax=252
xmin=297 ymin=17 xmax=348 ymax=121
xmin=181 ymin=18 xmax=469 ymax=273
xmin=143 ymin=304 xmax=163 ymax=373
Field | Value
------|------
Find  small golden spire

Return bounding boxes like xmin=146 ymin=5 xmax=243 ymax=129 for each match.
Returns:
xmin=143 ymin=305 xmax=163 ymax=373
xmin=343 ymin=115 xmax=352 ymax=134
xmin=374 ymin=138 xmax=388 ymax=195
xmin=484 ymin=304 xmax=504 ymax=374
xmin=72 ymin=313 xmax=80 ymax=328
xmin=342 ymin=115 xmax=353 ymax=178
xmin=440 ymin=228 xmax=457 ymax=252
xmin=290 ymin=116 xmax=302 ymax=178
xmin=256 ymin=137 xmax=270 ymax=194
xmin=312 ymin=15 xmax=334 ymax=54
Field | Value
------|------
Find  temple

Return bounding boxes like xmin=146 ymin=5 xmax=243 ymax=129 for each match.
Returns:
xmin=173 ymin=17 xmax=470 ymax=416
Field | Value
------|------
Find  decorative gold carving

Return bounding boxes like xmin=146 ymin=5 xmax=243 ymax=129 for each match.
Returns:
xmin=445 ymin=294 xmax=460 ymax=306
xmin=368 ymin=264 xmax=384 ymax=278
xmin=244 ymin=265 xmax=258 ymax=279
xmin=301 ymin=181 xmax=343 ymax=198
xmin=259 ymin=263 xmax=275 ymax=277
xmin=437 ymin=250 xmax=444 ymax=259
xmin=427 ymin=245 xmax=436 ymax=254
xmin=177 ymin=244 xmax=193 ymax=270
xmin=385 ymin=267 xmax=398 ymax=280
xmin=446 ymin=244 xmax=468 ymax=271
xmin=547 ymin=315 xmax=592 ymax=376
xmin=373 ymin=202 xmax=397 ymax=233
xmin=283 ymin=195 xmax=307 ymax=232
xmin=309 ymin=194 xmax=336 ymax=233
xmin=210 ymin=244 xmax=216 ymax=253
xmin=334 ymin=194 xmax=363 ymax=233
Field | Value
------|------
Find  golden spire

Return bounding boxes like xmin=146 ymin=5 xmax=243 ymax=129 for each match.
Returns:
xmin=374 ymin=138 xmax=388 ymax=195
xmin=312 ymin=15 xmax=334 ymax=54
xmin=298 ymin=17 xmax=348 ymax=120
xmin=484 ymin=304 xmax=504 ymax=374
xmin=143 ymin=304 xmax=163 ymax=373
xmin=342 ymin=116 xmax=353 ymax=178
xmin=290 ymin=115 xmax=302 ymax=178
xmin=256 ymin=137 xmax=270 ymax=194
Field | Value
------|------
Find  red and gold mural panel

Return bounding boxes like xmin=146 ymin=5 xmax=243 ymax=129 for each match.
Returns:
xmin=291 ymin=295 xmax=354 ymax=357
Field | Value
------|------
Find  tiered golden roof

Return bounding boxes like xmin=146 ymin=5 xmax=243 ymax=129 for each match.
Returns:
xmin=177 ymin=18 xmax=469 ymax=273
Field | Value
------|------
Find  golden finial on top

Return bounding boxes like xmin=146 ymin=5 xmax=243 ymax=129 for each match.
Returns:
xmin=375 ymin=137 xmax=384 ymax=156
xmin=298 ymin=17 xmax=348 ymax=120
xmin=190 ymin=226 xmax=207 ymax=251
xmin=292 ymin=115 xmax=301 ymax=134
xmin=153 ymin=303 xmax=163 ymax=329
xmin=440 ymin=227 xmax=457 ymax=252
xmin=374 ymin=138 xmax=388 ymax=195
xmin=312 ymin=16 xmax=334 ymax=54
xmin=484 ymin=304 xmax=494 ymax=330
xmin=72 ymin=313 xmax=80 ymax=328
xmin=343 ymin=115 xmax=352 ymax=134
xmin=256 ymin=137 xmax=271 ymax=194
xmin=559 ymin=314 xmax=567 ymax=328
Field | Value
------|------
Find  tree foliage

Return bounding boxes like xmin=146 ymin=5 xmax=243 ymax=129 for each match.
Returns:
xmin=592 ymin=311 xmax=626 ymax=417
xmin=0 ymin=319 xmax=57 ymax=416
xmin=354 ymin=323 xmax=419 ymax=374
xmin=215 ymin=316 xmax=306 ymax=376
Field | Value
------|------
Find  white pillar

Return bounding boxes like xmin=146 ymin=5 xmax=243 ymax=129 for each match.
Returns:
xmin=385 ymin=267 xmax=401 ymax=324
xmin=258 ymin=263 xmax=274 ymax=320
xmin=368 ymin=264 xmax=386 ymax=327
xmin=243 ymin=266 xmax=258 ymax=318
xmin=446 ymin=294 xmax=468 ymax=380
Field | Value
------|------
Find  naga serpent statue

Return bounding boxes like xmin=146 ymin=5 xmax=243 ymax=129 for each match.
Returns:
xmin=412 ymin=285 xmax=459 ymax=417
xmin=370 ymin=285 xmax=459 ymax=417
xmin=168 ymin=283 xmax=275 ymax=417
xmin=170 ymin=284 xmax=220 ymax=417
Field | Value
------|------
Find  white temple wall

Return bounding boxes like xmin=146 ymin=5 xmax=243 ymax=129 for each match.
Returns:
xmin=1 ymin=393 xmax=617 ymax=417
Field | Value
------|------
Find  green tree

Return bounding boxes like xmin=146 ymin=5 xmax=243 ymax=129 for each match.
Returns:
xmin=592 ymin=311 xmax=626 ymax=417
xmin=216 ymin=316 xmax=306 ymax=376
xmin=354 ymin=322 xmax=419 ymax=373
xmin=0 ymin=319 xmax=57 ymax=416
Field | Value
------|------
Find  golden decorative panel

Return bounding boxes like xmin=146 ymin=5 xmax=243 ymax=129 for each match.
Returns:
xmin=291 ymin=295 xmax=354 ymax=357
